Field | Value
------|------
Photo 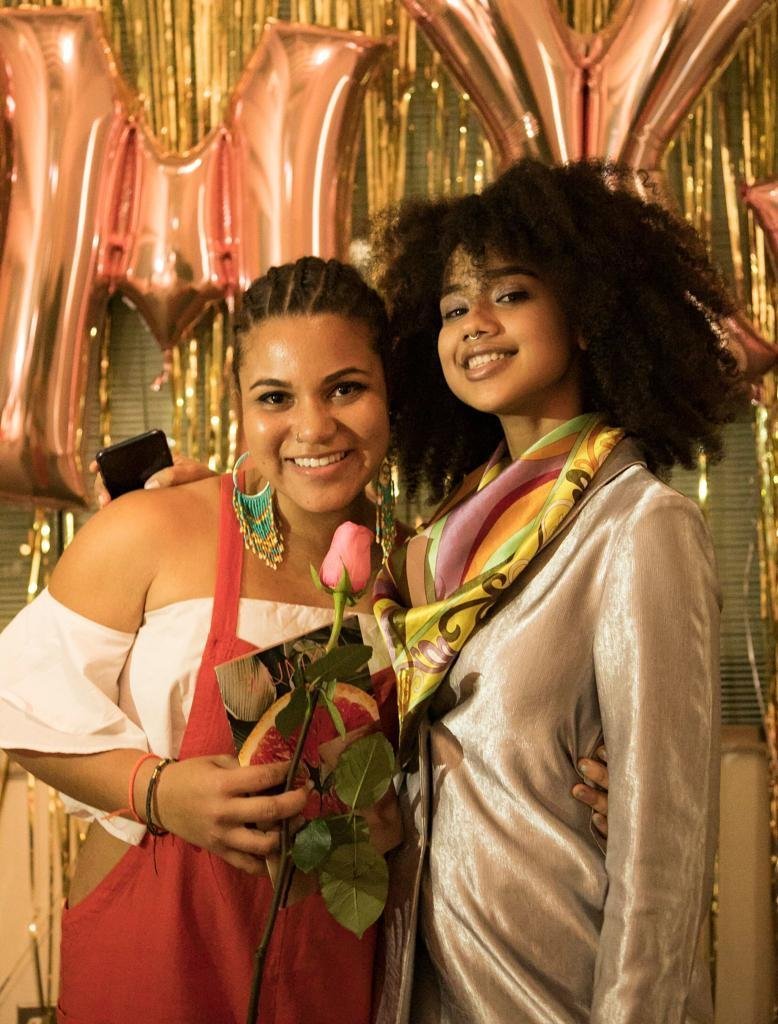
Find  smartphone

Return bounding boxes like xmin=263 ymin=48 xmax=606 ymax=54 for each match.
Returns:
xmin=95 ymin=429 xmax=173 ymax=499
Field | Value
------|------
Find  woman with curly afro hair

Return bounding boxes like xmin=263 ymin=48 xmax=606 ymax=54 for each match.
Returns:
xmin=371 ymin=159 xmax=743 ymax=1024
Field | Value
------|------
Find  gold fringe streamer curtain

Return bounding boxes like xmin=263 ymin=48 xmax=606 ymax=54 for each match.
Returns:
xmin=557 ymin=0 xmax=618 ymax=34
xmin=665 ymin=9 xmax=777 ymax=1009
xmin=0 ymin=0 xmax=777 ymax=1014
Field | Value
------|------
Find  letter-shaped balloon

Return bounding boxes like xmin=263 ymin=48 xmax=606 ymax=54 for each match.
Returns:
xmin=99 ymin=124 xmax=233 ymax=350
xmin=403 ymin=0 xmax=770 ymax=169
xmin=0 ymin=12 xmax=128 ymax=507
xmin=0 ymin=11 xmax=385 ymax=507
xmin=228 ymin=22 xmax=385 ymax=283
xmin=588 ymin=0 xmax=768 ymax=167
xmin=735 ymin=179 xmax=778 ymax=380
xmin=726 ymin=311 xmax=778 ymax=383
xmin=401 ymin=0 xmax=570 ymax=165
xmin=743 ymin=178 xmax=778 ymax=274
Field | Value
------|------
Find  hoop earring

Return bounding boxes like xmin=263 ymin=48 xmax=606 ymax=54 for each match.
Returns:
xmin=375 ymin=457 xmax=397 ymax=562
xmin=232 ymin=453 xmax=284 ymax=569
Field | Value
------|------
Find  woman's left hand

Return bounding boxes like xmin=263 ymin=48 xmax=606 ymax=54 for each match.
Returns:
xmin=572 ymin=745 xmax=609 ymax=836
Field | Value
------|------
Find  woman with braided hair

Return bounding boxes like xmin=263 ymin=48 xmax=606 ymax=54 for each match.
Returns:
xmin=0 ymin=257 xmax=400 ymax=1024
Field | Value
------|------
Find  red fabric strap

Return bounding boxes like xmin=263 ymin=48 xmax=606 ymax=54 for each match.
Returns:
xmin=208 ymin=473 xmax=245 ymax=643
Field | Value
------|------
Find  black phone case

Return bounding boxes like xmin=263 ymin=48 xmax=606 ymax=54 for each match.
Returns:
xmin=95 ymin=430 xmax=173 ymax=499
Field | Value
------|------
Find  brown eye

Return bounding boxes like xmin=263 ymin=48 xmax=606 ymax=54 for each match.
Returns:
xmin=331 ymin=381 xmax=366 ymax=399
xmin=497 ymin=289 xmax=529 ymax=304
xmin=441 ymin=304 xmax=467 ymax=320
xmin=257 ymin=391 xmax=289 ymax=406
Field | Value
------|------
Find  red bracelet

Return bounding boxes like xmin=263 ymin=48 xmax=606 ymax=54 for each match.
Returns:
xmin=128 ymin=752 xmax=158 ymax=822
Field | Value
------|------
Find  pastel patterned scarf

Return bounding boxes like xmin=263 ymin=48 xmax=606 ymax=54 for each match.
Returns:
xmin=374 ymin=413 xmax=623 ymax=763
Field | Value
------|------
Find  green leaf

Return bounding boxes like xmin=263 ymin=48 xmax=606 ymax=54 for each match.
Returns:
xmin=303 ymin=644 xmax=373 ymax=685
xmin=292 ymin=819 xmax=332 ymax=873
xmin=342 ymin=673 xmax=372 ymax=693
xmin=275 ymin=684 xmax=309 ymax=739
xmin=321 ymin=690 xmax=346 ymax=738
xmin=326 ymin=814 xmax=369 ymax=848
xmin=309 ymin=563 xmax=330 ymax=594
xmin=319 ymin=842 xmax=389 ymax=938
xmin=334 ymin=734 xmax=395 ymax=810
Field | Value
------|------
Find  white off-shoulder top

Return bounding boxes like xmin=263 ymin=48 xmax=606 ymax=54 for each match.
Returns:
xmin=0 ymin=590 xmax=385 ymax=844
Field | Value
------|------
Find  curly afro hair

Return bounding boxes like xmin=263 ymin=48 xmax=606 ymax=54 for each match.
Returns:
xmin=372 ymin=159 xmax=744 ymax=501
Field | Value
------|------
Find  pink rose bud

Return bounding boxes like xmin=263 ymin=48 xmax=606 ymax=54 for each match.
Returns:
xmin=319 ymin=522 xmax=374 ymax=594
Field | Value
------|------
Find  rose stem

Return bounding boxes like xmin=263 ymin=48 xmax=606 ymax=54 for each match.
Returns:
xmin=245 ymin=591 xmax=348 ymax=1023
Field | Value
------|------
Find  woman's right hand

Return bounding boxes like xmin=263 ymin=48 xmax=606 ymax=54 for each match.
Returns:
xmin=149 ymin=755 xmax=309 ymax=874
xmin=90 ymin=455 xmax=215 ymax=508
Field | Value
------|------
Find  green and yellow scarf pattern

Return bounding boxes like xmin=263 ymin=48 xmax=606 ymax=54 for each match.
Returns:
xmin=374 ymin=413 xmax=623 ymax=762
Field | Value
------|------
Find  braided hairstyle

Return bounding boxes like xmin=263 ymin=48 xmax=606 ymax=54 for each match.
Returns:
xmin=372 ymin=158 xmax=745 ymax=500
xmin=233 ymin=256 xmax=391 ymax=389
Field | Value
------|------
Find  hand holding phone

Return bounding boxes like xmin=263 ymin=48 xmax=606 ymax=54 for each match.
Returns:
xmin=94 ymin=430 xmax=173 ymax=500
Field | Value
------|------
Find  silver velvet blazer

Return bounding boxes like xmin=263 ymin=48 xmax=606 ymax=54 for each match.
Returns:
xmin=375 ymin=440 xmax=720 ymax=1024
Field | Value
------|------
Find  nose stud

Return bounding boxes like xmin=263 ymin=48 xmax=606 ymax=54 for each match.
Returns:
xmin=465 ymin=330 xmax=484 ymax=341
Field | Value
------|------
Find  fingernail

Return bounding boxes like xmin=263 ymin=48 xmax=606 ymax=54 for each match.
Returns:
xmin=304 ymin=779 xmax=315 ymax=792
xmin=144 ymin=478 xmax=160 ymax=489
xmin=578 ymin=760 xmax=589 ymax=776
xmin=98 ymin=494 xmax=107 ymax=507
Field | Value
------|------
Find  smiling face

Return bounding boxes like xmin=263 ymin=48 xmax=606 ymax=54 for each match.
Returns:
xmin=437 ymin=248 xmax=585 ymax=450
xmin=237 ymin=313 xmax=390 ymax=519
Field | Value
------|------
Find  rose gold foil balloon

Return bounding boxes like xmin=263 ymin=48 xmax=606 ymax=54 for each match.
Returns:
xmin=743 ymin=178 xmax=778 ymax=274
xmin=99 ymin=125 xmax=232 ymax=350
xmin=401 ymin=0 xmax=565 ymax=164
xmin=0 ymin=10 xmax=385 ymax=506
xmin=402 ymin=0 xmax=770 ymax=171
xmin=0 ymin=11 xmax=130 ymax=507
xmin=227 ymin=20 xmax=387 ymax=285
xmin=598 ymin=0 xmax=770 ymax=168
xmin=102 ymin=21 xmax=386 ymax=342
xmin=725 ymin=311 xmax=778 ymax=382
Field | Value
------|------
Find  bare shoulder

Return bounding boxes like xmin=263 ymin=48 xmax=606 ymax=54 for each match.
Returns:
xmin=50 ymin=475 xmax=223 ymax=631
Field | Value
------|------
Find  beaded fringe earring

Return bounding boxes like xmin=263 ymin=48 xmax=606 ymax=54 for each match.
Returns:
xmin=232 ymin=453 xmax=284 ymax=569
xmin=375 ymin=457 xmax=397 ymax=562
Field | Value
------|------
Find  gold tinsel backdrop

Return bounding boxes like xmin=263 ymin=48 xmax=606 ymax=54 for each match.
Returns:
xmin=0 ymin=0 xmax=776 ymax=1017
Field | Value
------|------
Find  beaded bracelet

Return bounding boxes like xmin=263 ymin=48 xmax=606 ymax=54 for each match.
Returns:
xmin=144 ymin=757 xmax=177 ymax=837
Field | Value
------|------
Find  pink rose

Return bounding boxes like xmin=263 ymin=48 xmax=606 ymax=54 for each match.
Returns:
xmin=319 ymin=522 xmax=374 ymax=594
